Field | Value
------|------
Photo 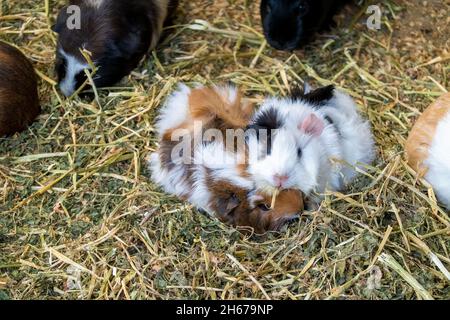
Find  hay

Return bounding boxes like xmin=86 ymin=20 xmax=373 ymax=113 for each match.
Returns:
xmin=0 ymin=0 xmax=449 ymax=300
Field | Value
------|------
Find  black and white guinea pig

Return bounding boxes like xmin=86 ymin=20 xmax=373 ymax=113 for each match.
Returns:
xmin=0 ymin=41 xmax=40 ymax=136
xmin=53 ymin=0 xmax=177 ymax=96
xmin=260 ymin=0 xmax=347 ymax=51
xmin=246 ymin=84 xmax=375 ymax=202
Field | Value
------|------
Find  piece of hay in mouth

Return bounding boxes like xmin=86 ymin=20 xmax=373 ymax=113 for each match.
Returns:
xmin=270 ymin=189 xmax=280 ymax=209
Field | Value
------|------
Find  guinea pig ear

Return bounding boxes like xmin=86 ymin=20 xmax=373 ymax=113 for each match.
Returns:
xmin=215 ymin=194 xmax=240 ymax=218
xmin=111 ymin=30 xmax=144 ymax=60
xmin=51 ymin=21 xmax=63 ymax=34
xmin=299 ymin=113 xmax=324 ymax=137
xmin=52 ymin=6 xmax=69 ymax=33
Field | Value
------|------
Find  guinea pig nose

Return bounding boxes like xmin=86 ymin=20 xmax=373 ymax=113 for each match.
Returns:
xmin=273 ymin=174 xmax=288 ymax=187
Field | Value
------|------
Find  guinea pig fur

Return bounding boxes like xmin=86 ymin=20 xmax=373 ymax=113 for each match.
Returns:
xmin=0 ymin=41 xmax=40 ymax=136
xmin=148 ymin=84 xmax=305 ymax=233
xmin=53 ymin=0 xmax=177 ymax=97
xmin=406 ymin=93 xmax=450 ymax=210
xmin=246 ymin=85 xmax=375 ymax=201
xmin=260 ymin=0 xmax=347 ymax=51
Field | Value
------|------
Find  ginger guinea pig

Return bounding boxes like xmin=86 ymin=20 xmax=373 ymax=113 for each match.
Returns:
xmin=207 ymin=179 xmax=305 ymax=234
xmin=0 ymin=41 xmax=40 ymax=136
xmin=406 ymin=93 xmax=450 ymax=209
xmin=53 ymin=0 xmax=177 ymax=96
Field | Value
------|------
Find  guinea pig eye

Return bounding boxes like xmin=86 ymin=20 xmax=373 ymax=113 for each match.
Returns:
xmin=257 ymin=203 xmax=271 ymax=212
xmin=297 ymin=2 xmax=309 ymax=15
xmin=297 ymin=148 xmax=303 ymax=158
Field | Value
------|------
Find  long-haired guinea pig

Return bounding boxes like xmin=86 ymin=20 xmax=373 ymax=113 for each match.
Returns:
xmin=148 ymin=84 xmax=305 ymax=233
xmin=0 ymin=41 xmax=40 ymax=136
xmin=406 ymin=93 xmax=450 ymax=209
xmin=246 ymin=84 xmax=375 ymax=202
xmin=260 ymin=0 xmax=347 ymax=51
xmin=53 ymin=0 xmax=177 ymax=96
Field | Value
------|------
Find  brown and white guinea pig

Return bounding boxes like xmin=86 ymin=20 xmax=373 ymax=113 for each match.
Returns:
xmin=148 ymin=84 xmax=305 ymax=234
xmin=53 ymin=0 xmax=177 ymax=96
xmin=260 ymin=0 xmax=348 ymax=51
xmin=406 ymin=93 xmax=450 ymax=210
xmin=246 ymin=84 xmax=375 ymax=203
xmin=0 ymin=41 xmax=40 ymax=136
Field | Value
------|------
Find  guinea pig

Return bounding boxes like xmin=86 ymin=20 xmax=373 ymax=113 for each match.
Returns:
xmin=260 ymin=0 xmax=347 ymax=51
xmin=53 ymin=0 xmax=177 ymax=97
xmin=406 ymin=93 xmax=450 ymax=210
xmin=206 ymin=175 xmax=304 ymax=234
xmin=148 ymin=84 xmax=305 ymax=233
xmin=0 ymin=41 xmax=40 ymax=136
xmin=246 ymin=85 xmax=375 ymax=202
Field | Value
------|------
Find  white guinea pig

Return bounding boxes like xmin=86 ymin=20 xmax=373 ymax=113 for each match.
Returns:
xmin=0 ymin=41 xmax=40 ymax=136
xmin=53 ymin=0 xmax=177 ymax=96
xmin=246 ymin=85 xmax=375 ymax=201
xmin=406 ymin=93 xmax=450 ymax=210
